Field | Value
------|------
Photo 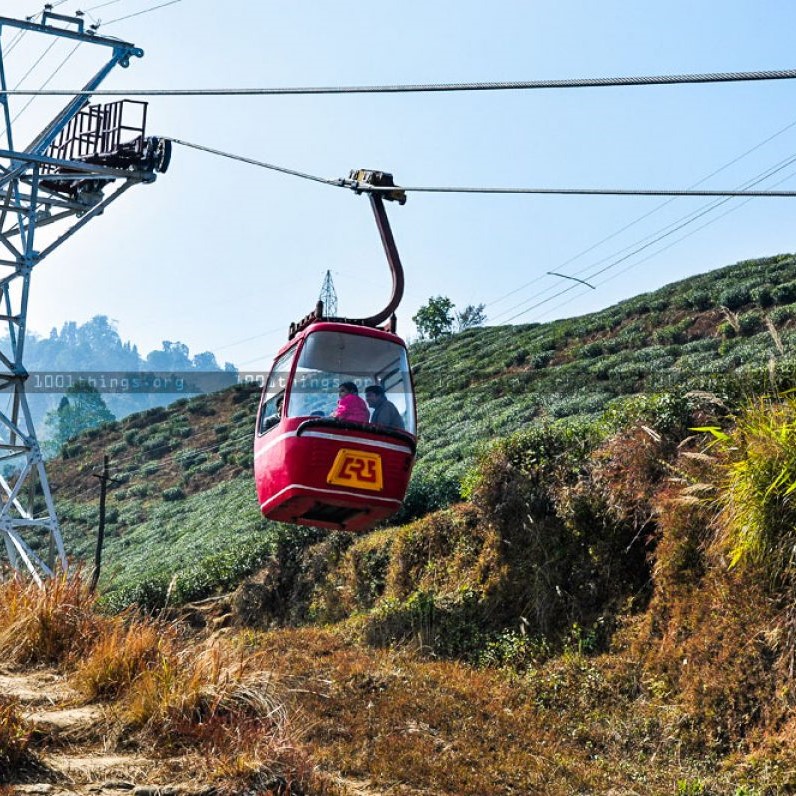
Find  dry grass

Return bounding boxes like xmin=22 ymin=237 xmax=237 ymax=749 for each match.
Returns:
xmin=0 ymin=571 xmax=101 ymax=666
xmin=0 ymin=573 xmax=314 ymax=793
xmin=0 ymin=698 xmax=32 ymax=782
xmin=73 ymin=614 xmax=177 ymax=700
xmin=259 ymin=626 xmax=749 ymax=795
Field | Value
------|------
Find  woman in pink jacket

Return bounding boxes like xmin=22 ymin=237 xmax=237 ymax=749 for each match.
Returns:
xmin=332 ymin=381 xmax=370 ymax=423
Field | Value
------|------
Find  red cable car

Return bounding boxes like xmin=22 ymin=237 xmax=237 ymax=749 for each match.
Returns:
xmin=254 ymin=171 xmax=417 ymax=531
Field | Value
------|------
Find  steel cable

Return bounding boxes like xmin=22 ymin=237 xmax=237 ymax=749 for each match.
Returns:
xmin=4 ymin=67 xmax=796 ymax=96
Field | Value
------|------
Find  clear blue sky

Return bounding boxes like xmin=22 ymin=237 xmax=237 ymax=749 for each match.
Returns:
xmin=7 ymin=0 xmax=796 ymax=371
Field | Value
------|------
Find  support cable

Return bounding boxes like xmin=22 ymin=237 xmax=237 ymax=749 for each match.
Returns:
xmin=170 ymin=138 xmax=346 ymax=187
xmin=103 ymin=0 xmax=182 ymax=26
xmin=5 ymin=66 xmax=796 ymax=96
xmin=171 ymin=138 xmax=796 ymax=198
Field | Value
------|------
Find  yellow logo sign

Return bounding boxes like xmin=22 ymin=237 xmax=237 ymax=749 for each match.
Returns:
xmin=327 ymin=448 xmax=384 ymax=491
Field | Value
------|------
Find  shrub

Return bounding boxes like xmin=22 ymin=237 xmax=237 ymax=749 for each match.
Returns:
xmin=752 ymin=284 xmax=774 ymax=308
xmin=162 ymin=486 xmax=185 ymax=502
xmin=198 ymin=459 xmax=225 ymax=476
xmin=737 ymin=311 xmax=762 ymax=337
xmin=391 ymin=464 xmax=461 ymax=524
xmin=768 ymin=305 xmax=795 ymax=327
xmin=686 ymin=290 xmax=712 ymax=310
xmin=707 ymin=395 xmax=796 ymax=580
xmin=718 ymin=284 xmax=751 ymax=311
xmin=772 ymin=281 xmax=796 ymax=305
xmin=140 ymin=433 xmax=171 ymax=460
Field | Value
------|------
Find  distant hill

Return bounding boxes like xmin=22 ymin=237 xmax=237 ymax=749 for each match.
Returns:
xmin=38 ymin=251 xmax=796 ymax=604
xmin=8 ymin=315 xmax=236 ymax=437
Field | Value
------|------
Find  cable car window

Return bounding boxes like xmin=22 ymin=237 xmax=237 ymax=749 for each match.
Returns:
xmin=257 ymin=346 xmax=296 ymax=435
xmin=287 ymin=330 xmax=416 ymax=434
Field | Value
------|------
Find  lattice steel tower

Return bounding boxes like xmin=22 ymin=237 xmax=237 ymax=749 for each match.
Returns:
xmin=318 ymin=269 xmax=338 ymax=317
xmin=0 ymin=12 xmax=170 ymax=582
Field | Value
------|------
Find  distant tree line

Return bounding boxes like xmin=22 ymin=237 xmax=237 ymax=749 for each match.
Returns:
xmin=3 ymin=315 xmax=236 ymax=443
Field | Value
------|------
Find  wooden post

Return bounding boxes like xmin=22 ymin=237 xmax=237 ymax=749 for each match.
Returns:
xmin=90 ymin=454 xmax=110 ymax=594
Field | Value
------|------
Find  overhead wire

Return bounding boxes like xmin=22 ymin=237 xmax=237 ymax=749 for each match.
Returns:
xmin=4 ymin=66 xmax=796 ymax=96
xmin=484 ymin=117 xmax=796 ymax=310
xmin=102 ymin=0 xmax=182 ymax=26
xmin=487 ymin=147 xmax=796 ymax=323
xmin=84 ymin=0 xmax=127 ymax=10
xmin=537 ymin=165 xmax=796 ymax=324
xmin=63 ymin=424 xmax=258 ymax=502
xmin=497 ymin=153 xmax=796 ymax=324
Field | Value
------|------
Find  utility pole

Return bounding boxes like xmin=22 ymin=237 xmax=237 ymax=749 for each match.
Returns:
xmin=90 ymin=454 xmax=120 ymax=594
xmin=0 ymin=13 xmax=170 ymax=583
xmin=90 ymin=455 xmax=109 ymax=593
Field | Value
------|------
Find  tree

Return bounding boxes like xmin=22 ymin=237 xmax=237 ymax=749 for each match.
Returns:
xmin=456 ymin=303 xmax=486 ymax=331
xmin=146 ymin=341 xmax=192 ymax=371
xmin=413 ymin=296 xmax=455 ymax=340
xmin=44 ymin=382 xmax=115 ymax=449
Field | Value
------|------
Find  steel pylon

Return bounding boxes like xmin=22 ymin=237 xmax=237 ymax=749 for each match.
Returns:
xmin=0 ymin=12 xmax=168 ymax=583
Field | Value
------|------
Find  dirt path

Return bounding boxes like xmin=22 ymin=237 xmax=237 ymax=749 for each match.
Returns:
xmin=2 ymin=668 xmax=207 ymax=796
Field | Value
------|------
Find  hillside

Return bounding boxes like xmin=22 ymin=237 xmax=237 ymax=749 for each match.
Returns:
xmin=39 ymin=251 xmax=796 ymax=603
xmin=6 ymin=251 xmax=796 ymax=793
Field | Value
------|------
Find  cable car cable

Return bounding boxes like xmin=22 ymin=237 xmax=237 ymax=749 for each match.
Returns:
xmin=5 ymin=66 xmax=796 ymax=96
xmin=169 ymin=139 xmax=346 ymax=188
xmin=170 ymin=138 xmax=796 ymax=199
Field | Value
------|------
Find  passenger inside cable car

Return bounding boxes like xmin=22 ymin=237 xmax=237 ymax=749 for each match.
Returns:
xmin=364 ymin=384 xmax=404 ymax=429
xmin=284 ymin=328 xmax=416 ymax=434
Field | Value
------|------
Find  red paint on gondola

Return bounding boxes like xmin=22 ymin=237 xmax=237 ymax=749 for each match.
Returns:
xmin=254 ymin=321 xmax=417 ymax=531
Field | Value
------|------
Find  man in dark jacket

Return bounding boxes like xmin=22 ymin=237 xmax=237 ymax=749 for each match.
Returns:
xmin=364 ymin=384 xmax=404 ymax=429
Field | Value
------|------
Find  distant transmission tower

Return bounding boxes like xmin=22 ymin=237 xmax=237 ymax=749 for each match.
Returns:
xmin=0 ymin=13 xmax=170 ymax=583
xmin=319 ymin=269 xmax=338 ymax=316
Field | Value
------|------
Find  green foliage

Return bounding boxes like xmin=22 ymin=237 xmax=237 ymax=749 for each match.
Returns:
xmin=162 ymin=486 xmax=185 ymax=501
xmin=709 ymin=395 xmax=796 ymax=580
xmin=413 ymin=295 xmax=455 ymax=340
xmin=719 ymin=284 xmax=752 ymax=311
xmin=751 ymin=284 xmax=774 ymax=308
xmin=44 ymin=382 xmax=115 ymax=450
xmin=772 ymin=281 xmax=796 ymax=305
xmin=455 ymin=303 xmax=487 ymax=331
xmin=738 ymin=311 xmax=762 ymax=336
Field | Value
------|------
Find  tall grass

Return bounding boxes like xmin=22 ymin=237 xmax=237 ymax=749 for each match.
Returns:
xmin=703 ymin=394 xmax=796 ymax=581
xmin=0 ymin=571 xmax=100 ymax=666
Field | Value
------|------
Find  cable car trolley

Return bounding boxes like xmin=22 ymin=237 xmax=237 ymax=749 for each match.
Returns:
xmin=254 ymin=171 xmax=417 ymax=531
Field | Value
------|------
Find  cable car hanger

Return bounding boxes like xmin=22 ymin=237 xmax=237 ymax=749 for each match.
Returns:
xmin=288 ymin=169 xmax=407 ymax=340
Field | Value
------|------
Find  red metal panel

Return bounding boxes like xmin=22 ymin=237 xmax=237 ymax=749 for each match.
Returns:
xmin=254 ymin=321 xmax=417 ymax=532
